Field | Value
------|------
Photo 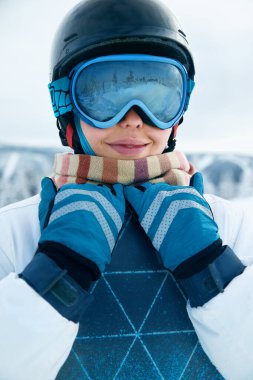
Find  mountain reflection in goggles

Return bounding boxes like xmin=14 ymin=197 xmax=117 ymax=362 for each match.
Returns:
xmin=74 ymin=59 xmax=183 ymax=124
xmin=69 ymin=55 xmax=192 ymax=129
xmin=48 ymin=55 xmax=194 ymax=130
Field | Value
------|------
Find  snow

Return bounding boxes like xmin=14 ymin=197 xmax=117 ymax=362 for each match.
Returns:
xmin=2 ymin=153 xmax=20 ymax=182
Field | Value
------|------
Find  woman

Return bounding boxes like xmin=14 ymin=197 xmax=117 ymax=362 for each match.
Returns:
xmin=0 ymin=0 xmax=252 ymax=379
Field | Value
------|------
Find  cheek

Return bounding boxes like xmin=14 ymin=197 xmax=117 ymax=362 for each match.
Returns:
xmin=86 ymin=129 xmax=101 ymax=145
xmin=80 ymin=122 xmax=108 ymax=145
xmin=152 ymin=129 xmax=172 ymax=146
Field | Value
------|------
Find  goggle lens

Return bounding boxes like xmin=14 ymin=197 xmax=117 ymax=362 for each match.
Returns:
xmin=75 ymin=59 xmax=184 ymax=124
xmin=48 ymin=55 xmax=195 ymax=130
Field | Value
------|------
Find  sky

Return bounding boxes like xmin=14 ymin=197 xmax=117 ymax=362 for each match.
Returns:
xmin=0 ymin=0 xmax=253 ymax=154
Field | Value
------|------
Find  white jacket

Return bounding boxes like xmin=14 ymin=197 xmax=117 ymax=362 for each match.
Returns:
xmin=0 ymin=193 xmax=253 ymax=380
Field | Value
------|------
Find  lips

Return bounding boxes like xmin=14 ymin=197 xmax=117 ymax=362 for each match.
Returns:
xmin=107 ymin=138 xmax=150 ymax=155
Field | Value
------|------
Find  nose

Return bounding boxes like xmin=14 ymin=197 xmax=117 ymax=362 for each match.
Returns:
xmin=118 ymin=108 xmax=143 ymax=129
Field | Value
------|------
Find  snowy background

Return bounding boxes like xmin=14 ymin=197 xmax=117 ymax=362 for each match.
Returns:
xmin=0 ymin=0 xmax=253 ymax=206
xmin=0 ymin=144 xmax=253 ymax=208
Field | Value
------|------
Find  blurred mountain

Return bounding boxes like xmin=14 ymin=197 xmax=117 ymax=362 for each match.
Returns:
xmin=0 ymin=144 xmax=253 ymax=208
xmin=187 ymin=153 xmax=253 ymax=199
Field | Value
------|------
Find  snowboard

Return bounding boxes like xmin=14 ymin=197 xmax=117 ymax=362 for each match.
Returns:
xmin=57 ymin=209 xmax=224 ymax=380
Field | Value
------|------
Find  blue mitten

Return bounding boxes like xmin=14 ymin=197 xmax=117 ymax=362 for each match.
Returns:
xmin=39 ymin=179 xmax=125 ymax=275
xmin=124 ymin=173 xmax=245 ymax=306
xmin=20 ymin=178 xmax=125 ymax=321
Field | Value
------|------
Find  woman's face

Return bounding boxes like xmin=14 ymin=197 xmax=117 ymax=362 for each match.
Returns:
xmin=80 ymin=108 xmax=172 ymax=159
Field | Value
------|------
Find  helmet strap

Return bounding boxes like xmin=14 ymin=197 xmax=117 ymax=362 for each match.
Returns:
xmin=66 ymin=123 xmax=74 ymax=148
xmin=163 ymin=123 xmax=179 ymax=153
xmin=74 ymin=115 xmax=96 ymax=155
xmin=57 ymin=113 xmax=84 ymax=154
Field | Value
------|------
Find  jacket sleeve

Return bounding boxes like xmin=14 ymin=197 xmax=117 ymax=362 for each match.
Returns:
xmin=0 ymin=196 xmax=79 ymax=380
xmin=0 ymin=273 xmax=78 ymax=380
xmin=187 ymin=195 xmax=253 ymax=380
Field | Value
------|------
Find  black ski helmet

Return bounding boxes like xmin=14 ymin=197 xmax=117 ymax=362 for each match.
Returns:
xmin=50 ymin=0 xmax=195 ymax=151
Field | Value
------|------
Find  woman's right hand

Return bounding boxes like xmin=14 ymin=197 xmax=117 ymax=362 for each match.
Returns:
xmin=39 ymin=178 xmax=126 ymax=274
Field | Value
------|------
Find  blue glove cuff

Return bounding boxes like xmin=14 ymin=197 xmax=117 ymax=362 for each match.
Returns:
xmin=38 ymin=241 xmax=101 ymax=287
xmin=173 ymin=238 xmax=223 ymax=278
xmin=178 ymin=246 xmax=245 ymax=307
xmin=19 ymin=253 xmax=94 ymax=322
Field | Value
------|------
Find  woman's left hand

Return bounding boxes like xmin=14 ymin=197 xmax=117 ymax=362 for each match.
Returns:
xmin=124 ymin=173 xmax=221 ymax=274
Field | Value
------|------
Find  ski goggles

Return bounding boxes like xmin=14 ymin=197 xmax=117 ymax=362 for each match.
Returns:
xmin=48 ymin=54 xmax=195 ymax=130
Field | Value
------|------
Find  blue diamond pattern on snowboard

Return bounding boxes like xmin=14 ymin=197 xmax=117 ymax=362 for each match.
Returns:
xmin=141 ymin=333 xmax=198 ymax=379
xmin=180 ymin=344 xmax=224 ymax=380
xmin=57 ymin=212 xmax=224 ymax=379
xmin=73 ymin=337 xmax=135 ymax=380
xmin=109 ymin=212 xmax=163 ymax=272
xmin=106 ymin=272 xmax=167 ymax=331
xmin=57 ymin=349 xmax=91 ymax=380
xmin=141 ymin=272 xmax=193 ymax=333
xmin=78 ymin=277 xmax=134 ymax=337
xmin=115 ymin=338 xmax=163 ymax=380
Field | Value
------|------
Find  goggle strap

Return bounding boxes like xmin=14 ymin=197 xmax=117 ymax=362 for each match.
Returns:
xmin=48 ymin=77 xmax=73 ymax=117
xmin=185 ymin=79 xmax=195 ymax=111
xmin=74 ymin=115 xmax=96 ymax=155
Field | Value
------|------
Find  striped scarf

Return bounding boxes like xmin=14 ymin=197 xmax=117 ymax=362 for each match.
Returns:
xmin=52 ymin=151 xmax=195 ymax=190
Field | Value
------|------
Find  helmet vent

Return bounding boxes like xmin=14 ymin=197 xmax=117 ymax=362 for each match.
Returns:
xmin=64 ymin=33 xmax=78 ymax=42
xmin=178 ymin=29 xmax=186 ymax=38
xmin=51 ymin=0 xmax=195 ymax=81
